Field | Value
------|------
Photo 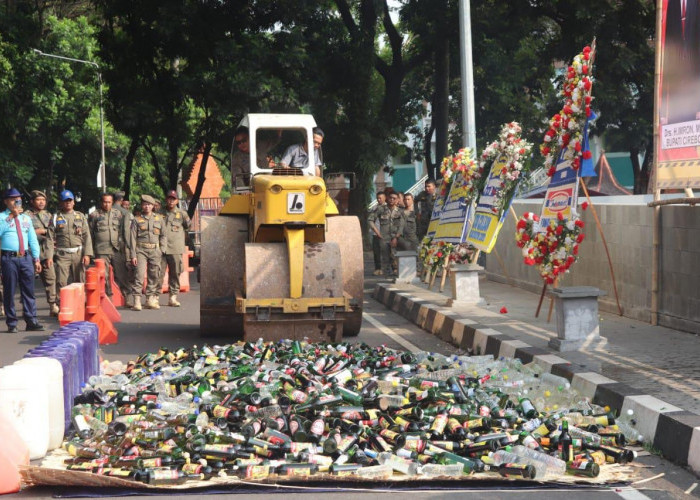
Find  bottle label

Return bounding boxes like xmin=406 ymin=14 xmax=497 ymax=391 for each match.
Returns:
xmin=204 ymin=444 xmax=232 ymax=452
xmin=152 ymin=469 xmax=179 ymax=481
xmin=182 ymin=463 xmax=202 ymax=474
xmin=311 ymin=419 xmax=325 ymax=436
xmin=290 ymin=390 xmax=307 ymax=403
xmin=141 ymin=458 xmax=162 ymax=467
xmin=285 ymin=466 xmax=312 ymax=477
xmin=212 ymin=405 xmax=230 ymax=418
xmin=341 ymin=410 xmax=362 ymax=420
xmin=107 ymin=469 xmax=132 ymax=477
xmin=245 ymin=465 xmax=270 ymax=479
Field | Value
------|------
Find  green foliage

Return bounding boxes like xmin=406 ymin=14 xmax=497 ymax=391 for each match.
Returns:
xmin=0 ymin=0 xmax=657 ymax=204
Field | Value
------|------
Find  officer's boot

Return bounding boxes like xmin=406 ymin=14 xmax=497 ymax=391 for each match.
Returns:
xmin=168 ymin=294 xmax=180 ymax=307
xmin=147 ymin=296 xmax=160 ymax=310
xmin=125 ymin=294 xmax=134 ymax=308
xmin=132 ymin=296 xmax=142 ymax=311
xmin=50 ymin=302 xmax=60 ymax=316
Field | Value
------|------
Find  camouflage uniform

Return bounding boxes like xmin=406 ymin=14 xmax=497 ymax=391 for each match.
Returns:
xmin=26 ymin=205 xmax=57 ymax=311
xmin=368 ymin=205 xmax=405 ymax=275
xmin=113 ymin=202 xmax=134 ymax=306
xmin=398 ymin=208 xmax=418 ymax=251
xmin=88 ymin=206 xmax=126 ymax=297
xmin=415 ymin=190 xmax=436 ymax=241
xmin=50 ymin=210 xmax=94 ymax=289
xmin=128 ymin=209 xmax=166 ymax=308
xmin=160 ymin=205 xmax=190 ymax=306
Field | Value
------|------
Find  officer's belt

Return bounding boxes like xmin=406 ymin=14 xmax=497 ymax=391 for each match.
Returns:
xmin=137 ymin=243 xmax=158 ymax=249
xmin=57 ymin=246 xmax=82 ymax=254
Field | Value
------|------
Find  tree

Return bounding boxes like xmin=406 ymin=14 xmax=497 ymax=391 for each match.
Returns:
xmin=0 ymin=6 xmax=110 ymax=204
xmin=533 ymin=0 xmax=656 ymax=193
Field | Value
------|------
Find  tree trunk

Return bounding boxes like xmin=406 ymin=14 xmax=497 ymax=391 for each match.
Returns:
xmin=168 ymin=140 xmax=180 ymax=190
xmin=123 ymin=137 xmax=139 ymax=200
xmin=631 ymin=144 xmax=652 ymax=194
xmin=188 ymin=141 xmax=212 ymax=220
xmin=423 ymin=119 xmax=436 ymax=179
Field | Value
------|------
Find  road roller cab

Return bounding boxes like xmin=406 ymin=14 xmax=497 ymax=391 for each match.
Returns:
xmin=200 ymin=114 xmax=363 ymax=342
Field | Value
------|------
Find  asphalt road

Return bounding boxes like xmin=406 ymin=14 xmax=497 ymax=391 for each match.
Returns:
xmin=2 ymin=275 xmax=699 ymax=499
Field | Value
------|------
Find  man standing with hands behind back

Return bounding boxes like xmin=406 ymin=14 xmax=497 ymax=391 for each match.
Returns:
xmin=128 ymin=195 xmax=166 ymax=311
xmin=0 ymin=188 xmax=44 ymax=333
xmin=89 ymin=193 xmax=125 ymax=299
xmin=160 ymin=190 xmax=190 ymax=307
xmin=51 ymin=190 xmax=93 ymax=289
xmin=27 ymin=190 xmax=58 ymax=316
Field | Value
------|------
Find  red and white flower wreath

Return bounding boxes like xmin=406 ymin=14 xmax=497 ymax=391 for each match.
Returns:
xmin=540 ymin=45 xmax=595 ymax=176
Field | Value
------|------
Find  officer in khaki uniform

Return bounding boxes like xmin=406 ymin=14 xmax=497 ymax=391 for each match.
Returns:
xmin=27 ymin=190 xmax=59 ymax=316
xmin=368 ymin=191 xmax=405 ymax=276
xmin=50 ymin=190 xmax=93 ymax=289
xmin=112 ymin=191 xmax=134 ymax=307
xmin=88 ymin=193 xmax=127 ymax=298
xmin=128 ymin=194 xmax=166 ymax=311
xmin=398 ymin=192 xmax=419 ymax=251
xmin=159 ymin=190 xmax=191 ymax=307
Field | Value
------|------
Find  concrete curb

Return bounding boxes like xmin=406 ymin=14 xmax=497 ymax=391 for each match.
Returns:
xmin=373 ymin=283 xmax=700 ymax=475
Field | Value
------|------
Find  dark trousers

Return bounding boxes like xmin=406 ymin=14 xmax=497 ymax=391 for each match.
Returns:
xmin=1 ymin=253 xmax=38 ymax=328
xmin=372 ymin=235 xmax=382 ymax=271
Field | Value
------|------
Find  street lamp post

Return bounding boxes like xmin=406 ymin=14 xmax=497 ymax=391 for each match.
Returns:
xmin=458 ymin=0 xmax=477 ymax=151
xmin=32 ymin=49 xmax=106 ymax=193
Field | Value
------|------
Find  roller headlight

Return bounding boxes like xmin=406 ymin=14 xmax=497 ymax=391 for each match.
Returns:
xmin=270 ymin=184 xmax=283 ymax=194
xmin=309 ymin=184 xmax=323 ymax=195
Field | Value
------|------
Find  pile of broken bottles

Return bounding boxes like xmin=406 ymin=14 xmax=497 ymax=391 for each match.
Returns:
xmin=63 ymin=340 xmax=638 ymax=485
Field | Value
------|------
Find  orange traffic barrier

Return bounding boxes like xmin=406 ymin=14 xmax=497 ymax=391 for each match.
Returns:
xmin=109 ymin=264 xmax=125 ymax=307
xmin=58 ymin=283 xmax=86 ymax=326
xmin=160 ymin=250 xmax=195 ymax=293
xmin=0 ymin=411 xmax=28 ymax=494
xmin=94 ymin=260 xmax=122 ymax=325
xmin=86 ymin=260 xmax=119 ymax=345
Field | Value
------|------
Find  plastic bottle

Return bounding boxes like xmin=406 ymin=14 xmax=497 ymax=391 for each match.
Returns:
xmin=510 ymin=445 xmax=566 ymax=475
xmin=418 ymin=463 xmax=463 ymax=477
xmin=616 ymin=409 xmax=644 ymax=444
xmin=490 ymin=450 xmax=547 ymax=479
xmin=377 ymin=452 xmax=419 ymax=475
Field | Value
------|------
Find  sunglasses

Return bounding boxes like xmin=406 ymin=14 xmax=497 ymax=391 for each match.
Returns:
xmin=234 ymin=138 xmax=249 ymax=146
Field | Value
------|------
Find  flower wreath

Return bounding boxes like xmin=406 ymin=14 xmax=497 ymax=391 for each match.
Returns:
xmin=418 ymin=235 xmax=433 ymax=263
xmin=515 ymin=205 xmax=587 ymax=284
xmin=425 ymin=240 xmax=455 ymax=273
xmin=479 ymin=122 xmax=533 ymax=215
xmin=438 ymin=147 xmax=483 ymax=198
xmin=540 ymin=45 xmax=595 ymax=176
xmin=449 ymin=243 xmax=475 ymax=265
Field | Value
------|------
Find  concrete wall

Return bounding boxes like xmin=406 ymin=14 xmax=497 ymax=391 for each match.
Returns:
xmin=484 ymin=197 xmax=698 ymax=333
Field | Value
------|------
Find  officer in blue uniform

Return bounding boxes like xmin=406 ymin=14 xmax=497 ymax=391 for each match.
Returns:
xmin=0 ymin=188 xmax=44 ymax=333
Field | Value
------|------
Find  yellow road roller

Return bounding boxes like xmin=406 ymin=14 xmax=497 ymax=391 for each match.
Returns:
xmin=200 ymin=114 xmax=363 ymax=342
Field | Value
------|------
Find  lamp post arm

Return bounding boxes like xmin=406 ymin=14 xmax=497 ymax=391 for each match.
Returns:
xmin=33 ymin=48 xmax=106 ymax=192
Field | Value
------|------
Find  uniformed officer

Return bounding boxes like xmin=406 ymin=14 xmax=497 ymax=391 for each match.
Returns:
xmin=113 ymin=191 xmax=134 ymax=307
xmin=0 ymin=188 xmax=44 ymax=332
xmin=415 ymin=179 xmax=437 ymax=241
xmin=88 ymin=193 xmax=127 ymax=298
xmin=128 ymin=194 xmax=166 ymax=311
xmin=398 ymin=192 xmax=419 ymax=251
xmin=50 ymin=190 xmax=94 ymax=289
xmin=160 ymin=190 xmax=191 ymax=307
xmin=368 ymin=191 xmax=405 ymax=276
xmin=27 ymin=190 xmax=58 ymax=316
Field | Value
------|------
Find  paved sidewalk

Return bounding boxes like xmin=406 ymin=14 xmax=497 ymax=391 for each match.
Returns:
xmin=370 ymin=267 xmax=700 ymax=475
